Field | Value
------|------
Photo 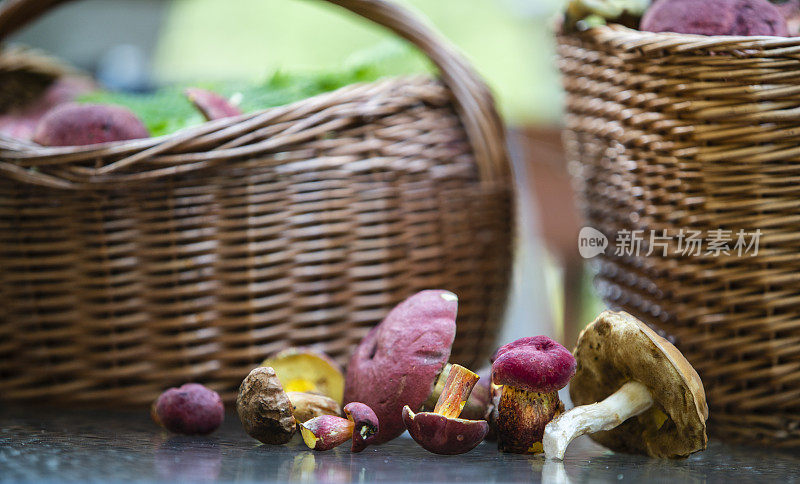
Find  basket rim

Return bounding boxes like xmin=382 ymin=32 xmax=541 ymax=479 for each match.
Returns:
xmin=565 ymin=23 xmax=800 ymax=56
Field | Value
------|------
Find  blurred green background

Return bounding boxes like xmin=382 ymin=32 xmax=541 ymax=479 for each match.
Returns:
xmin=153 ymin=0 xmax=564 ymax=125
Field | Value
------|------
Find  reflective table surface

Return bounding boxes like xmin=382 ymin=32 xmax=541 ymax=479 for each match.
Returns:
xmin=1 ymin=406 xmax=798 ymax=483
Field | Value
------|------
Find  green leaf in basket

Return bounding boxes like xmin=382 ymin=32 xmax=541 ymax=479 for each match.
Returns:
xmin=77 ymin=41 xmax=424 ymax=138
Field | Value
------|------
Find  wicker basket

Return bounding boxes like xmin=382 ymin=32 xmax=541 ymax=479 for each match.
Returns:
xmin=0 ymin=0 xmax=512 ymax=406
xmin=558 ymin=25 xmax=800 ymax=447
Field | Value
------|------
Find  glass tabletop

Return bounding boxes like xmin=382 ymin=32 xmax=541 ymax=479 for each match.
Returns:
xmin=0 ymin=406 xmax=797 ymax=483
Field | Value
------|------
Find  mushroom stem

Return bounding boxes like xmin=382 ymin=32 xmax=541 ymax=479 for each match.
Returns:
xmin=496 ymin=386 xmax=564 ymax=453
xmin=543 ymin=381 xmax=654 ymax=460
xmin=433 ymin=364 xmax=479 ymax=419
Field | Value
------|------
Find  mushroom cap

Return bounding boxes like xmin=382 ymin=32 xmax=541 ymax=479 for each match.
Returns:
xmin=261 ymin=347 xmax=345 ymax=404
xmin=402 ymin=406 xmax=489 ymax=455
xmin=344 ymin=402 xmax=380 ymax=453
xmin=236 ymin=367 xmax=297 ymax=445
xmin=570 ymin=311 xmax=708 ymax=458
xmin=344 ymin=290 xmax=458 ymax=444
xmin=491 ymin=336 xmax=576 ymax=393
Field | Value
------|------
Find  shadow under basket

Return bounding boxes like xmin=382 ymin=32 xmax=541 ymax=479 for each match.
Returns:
xmin=0 ymin=0 xmax=513 ymax=406
xmin=559 ymin=25 xmax=800 ymax=447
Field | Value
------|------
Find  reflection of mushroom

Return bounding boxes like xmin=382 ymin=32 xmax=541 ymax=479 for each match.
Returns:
xmin=402 ymin=364 xmax=489 ymax=455
xmin=492 ymin=336 xmax=576 ymax=454
xmin=299 ymin=402 xmax=380 ymax=452
xmin=262 ymin=348 xmax=345 ymax=405
xmin=344 ymin=290 xmax=458 ymax=444
xmin=543 ymin=311 xmax=708 ymax=460
xmin=237 ymin=367 xmax=297 ymax=444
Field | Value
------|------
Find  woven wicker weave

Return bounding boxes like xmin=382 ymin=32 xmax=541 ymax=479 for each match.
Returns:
xmin=559 ymin=25 xmax=800 ymax=447
xmin=0 ymin=0 xmax=512 ymax=405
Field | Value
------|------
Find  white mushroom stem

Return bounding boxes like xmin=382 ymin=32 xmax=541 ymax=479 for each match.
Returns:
xmin=543 ymin=381 xmax=653 ymax=460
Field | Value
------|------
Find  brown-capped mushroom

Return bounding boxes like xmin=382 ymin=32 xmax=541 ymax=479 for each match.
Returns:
xmin=299 ymin=402 xmax=379 ymax=452
xmin=402 ymin=364 xmax=489 ymax=455
xmin=262 ymin=348 xmax=345 ymax=405
xmin=236 ymin=367 xmax=297 ymax=444
xmin=543 ymin=311 xmax=708 ymax=460
xmin=286 ymin=392 xmax=341 ymax=423
xmin=344 ymin=290 xmax=458 ymax=444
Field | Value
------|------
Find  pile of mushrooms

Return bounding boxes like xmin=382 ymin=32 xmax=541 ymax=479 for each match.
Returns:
xmin=232 ymin=291 xmax=709 ymax=462
xmin=543 ymin=310 xmax=708 ymax=460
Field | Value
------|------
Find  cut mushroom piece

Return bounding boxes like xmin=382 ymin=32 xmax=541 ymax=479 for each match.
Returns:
xmin=543 ymin=311 xmax=708 ymax=460
xmin=492 ymin=336 xmax=576 ymax=454
xmin=286 ymin=392 xmax=341 ymax=423
xmin=344 ymin=290 xmax=458 ymax=444
xmin=262 ymin=348 xmax=345 ymax=405
xmin=299 ymin=402 xmax=380 ymax=452
xmin=402 ymin=364 xmax=489 ymax=455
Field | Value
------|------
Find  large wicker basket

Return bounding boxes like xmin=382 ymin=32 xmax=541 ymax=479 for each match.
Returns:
xmin=559 ymin=25 xmax=800 ymax=447
xmin=0 ymin=0 xmax=512 ymax=405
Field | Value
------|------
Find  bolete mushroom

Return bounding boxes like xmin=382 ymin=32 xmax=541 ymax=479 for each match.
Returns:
xmin=262 ymin=348 xmax=345 ymax=405
xmin=542 ymin=311 xmax=708 ymax=460
xmin=237 ymin=367 xmax=297 ymax=444
xmin=286 ymin=391 xmax=341 ymax=423
xmin=425 ymin=365 xmax=493 ymax=421
xmin=492 ymin=336 xmax=576 ymax=454
xmin=299 ymin=402 xmax=379 ymax=452
xmin=344 ymin=290 xmax=457 ymax=444
xmin=402 ymin=364 xmax=489 ymax=455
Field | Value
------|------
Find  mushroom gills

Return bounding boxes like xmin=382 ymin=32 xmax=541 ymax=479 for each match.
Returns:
xmin=543 ymin=380 xmax=654 ymax=460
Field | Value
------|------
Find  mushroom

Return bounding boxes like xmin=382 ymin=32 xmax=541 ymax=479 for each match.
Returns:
xmin=424 ymin=365 xmax=493 ymax=421
xmin=237 ymin=367 xmax=297 ymax=444
xmin=185 ymin=87 xmax=242 ymax=121
xmin=286 ymin=391 xmax=341 ymax=423
xmin=402 ymin=364 xmax=489 ymax=455
xmin=491 ymin=336 xmax=576 ymax=454
xmin=261 ymin=347 xmax=345 ymax=405
xmin=542 ymin=311 xmax=708 ymax=460
xmin=344 ymin=290 xmax=458 ymax=444
xmin=299 ymin=402 xmax=380 ymax=452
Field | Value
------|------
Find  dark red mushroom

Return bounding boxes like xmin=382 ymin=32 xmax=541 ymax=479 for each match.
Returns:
xmin=402 ymin=364 xmax=489 ymax=455
xmin=185 ymin=88 xmax=242 ymax=121
xmin=344 ymin=290 xmax=457 ymax=444
xmin=491 ymin=336 xmax=576 ymax=454
xmin=344 ymin=402 xmax=380 ymax=453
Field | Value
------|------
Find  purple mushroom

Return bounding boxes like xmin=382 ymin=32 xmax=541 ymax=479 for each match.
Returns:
xmin=344 ymin=290 xmax=458 ymax=444
xmin=491 ymin=336 xmax=576 ymax=454
xmin=641 ymin=0 xmax=788 ymax=37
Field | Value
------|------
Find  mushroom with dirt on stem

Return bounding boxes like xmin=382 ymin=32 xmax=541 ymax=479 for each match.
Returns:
xmin=402 ymin=364 xmax=489 ymax=455
xmin=491 ymin=336 xmax=576 ymax=454
xmin=542 ymin=311 xmax=708 ymax=460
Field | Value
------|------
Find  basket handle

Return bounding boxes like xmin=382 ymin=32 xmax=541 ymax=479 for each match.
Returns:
xmin=0 ymin=0 xmax=508 ymax=183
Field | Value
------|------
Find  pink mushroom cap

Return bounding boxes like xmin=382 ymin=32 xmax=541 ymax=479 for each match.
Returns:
xmin=491 ymin=336 xmax=576 ymax=393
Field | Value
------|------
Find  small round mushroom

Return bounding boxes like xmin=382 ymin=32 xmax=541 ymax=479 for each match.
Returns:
xmin=492 ymin=336 xmax=576 ymax=454
xmin=237 ymin=367 xmax=297 ymax=445
xmin=542 ymin=311 xmax=709 ymax=460
xmin=344 ymin=290 xmax=458 ymax=444
xmin=262 ymin=347 xmax=345 ymax=405
xmin=151 ymin=383 xmax=224 ymax=435
xmin=402 ymin=364 xmax=489 ymax=455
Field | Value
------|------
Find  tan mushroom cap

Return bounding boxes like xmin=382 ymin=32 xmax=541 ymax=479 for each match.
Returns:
xmin=570 ymin=311 xmax=708 ymax=458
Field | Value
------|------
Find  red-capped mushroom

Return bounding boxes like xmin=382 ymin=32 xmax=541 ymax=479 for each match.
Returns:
xmin=492 ymin=336 xmax=576 ymax=454
xmin=402 ymin=364 xmax=489 ymax=455
xmin=299 ymin=402 xmax=379 ymax=452
xmin=344 ymin=290 xmax=458 ymax=444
